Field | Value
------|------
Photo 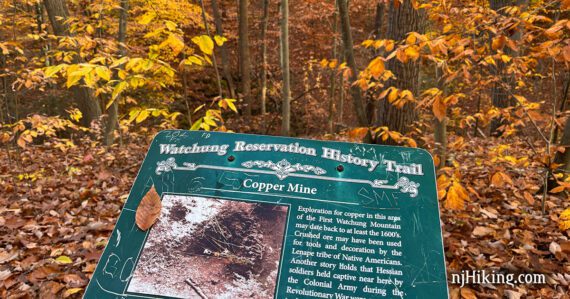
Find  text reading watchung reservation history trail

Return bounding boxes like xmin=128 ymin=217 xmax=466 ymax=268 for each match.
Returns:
xmin=159 ymin=141 xmax=426 ymax=173
xmin=286 ymin=205 xmax=406 ymax=298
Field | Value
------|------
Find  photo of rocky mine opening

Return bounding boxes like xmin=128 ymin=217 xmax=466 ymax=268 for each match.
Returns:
xmin=127 ymin=195 xmax=289 ymax=298
xmin=127 ymin=195 xmax=288 ymax=299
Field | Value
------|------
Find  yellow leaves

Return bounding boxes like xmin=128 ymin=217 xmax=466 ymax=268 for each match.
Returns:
xmin=164 ymin=20 xmax=178 ymax=31
xmin=183 ymin=55 xmax=204 ymax=66
xmin=214 ymin=35 xmax=227 ymax=46
xmin=371 ymin=126 xmax=416 ymax=147
xmin=384 ymin=40 xmax=395 ymax=52
xmin=55 ymin=255 xmax=72 ymax=264
xmin=85 ymin=24 xmax=95 ymax=35
xmin=135 ymin=186 xmax=162 ymax=231
xmin=192 ymin=35 xmax=214 ymax=55
xmin=95 ymin=67 xmax=111 ymax=82
xmin=367 ymin=57 xmax=385 ymax=78
xmin=361 ymin=39 xmax=394 ymax=52
xmin=404 ymin=46 xmax=420 ymax=61
xmin=67 ymin=108 xmax=83 ymax=123
xmin=438 ymin=174 xmax=469 ymax=210
xmin=218 ymin=98 xmax=238 ymax=113
xmin=436 ymin=174 xmax=450 ymax=200
xmin=491 ymin=171 xmax=513 ymax=188
xmin=444 ymin=181 xmax=469 ymax=210
xmin=484 ymin=56 xmax=496 ymax=67
xmin=191 ymin=108 xmax=223 ymax=131
xmin=405 ymin=33 xmax=416 ymax=45
xmin=160 ymin=34 xmax=185 ymax=56
xmin=500 ymin=54 xmax=511 ymax=63
xmin=387 ymin=87 xmax=399 ymax=103
xmin=136 ymin=109 xmax=150 ymax=124
xmin=138 ymin=11 xmax=157 ymax=25
xmin=44 ymin=64 xmax=66 ymax=79
xmin=111 ymin=81 xmax=128 ymax=101
xmin=559 ymin=208 xmax=570 ymax=231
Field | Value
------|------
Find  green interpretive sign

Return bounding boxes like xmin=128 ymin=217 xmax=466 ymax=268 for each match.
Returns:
xmin=84 ymin=130 xmax=449 ymax=299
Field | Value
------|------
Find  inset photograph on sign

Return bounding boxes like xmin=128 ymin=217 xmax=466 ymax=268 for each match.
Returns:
xmin=127 ymin=194 xmax=289 ymax=298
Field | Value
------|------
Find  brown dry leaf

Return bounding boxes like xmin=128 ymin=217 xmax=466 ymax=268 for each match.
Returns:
xmin=63 ymin=288 xmax=83 ymax=298
xmin=460 ymin=287 xmax=477 ymax=299
xmin=135 ymin=186 xmax=162 ymax=231
xmin=505 ymin=290 xmax=522 ymax=299
xmin=472 ymin=226 xmax=494 ymax=237
xmin=491 ymin=171 xmax=513 ymax=188
xmin=523 ymin=191 xmax=535 ymax=205
xmin=433 ymin=97 xmax=447 ymax=121
xmin=39 ymin=281 xmax=64 ymax=299
xmin=62 ymin=273 xmax=86 ymax=287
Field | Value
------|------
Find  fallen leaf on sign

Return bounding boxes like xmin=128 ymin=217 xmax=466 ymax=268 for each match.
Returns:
xmin=135 ymin=186 xmax=162 ymax=231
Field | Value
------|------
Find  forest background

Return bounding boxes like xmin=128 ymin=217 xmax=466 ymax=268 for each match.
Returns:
xmin=1 ymin=0 xmax=570 ymax=297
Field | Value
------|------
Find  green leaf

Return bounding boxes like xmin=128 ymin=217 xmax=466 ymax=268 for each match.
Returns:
xmin=191 ymin=35 xmax=214 ymax=55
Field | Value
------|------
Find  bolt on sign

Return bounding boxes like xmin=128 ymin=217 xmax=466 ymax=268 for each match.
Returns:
xmin=84 ymin=131 xmax=448 ymax=298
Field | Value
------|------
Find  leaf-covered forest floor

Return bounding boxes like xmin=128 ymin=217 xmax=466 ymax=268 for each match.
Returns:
xmin=1 ymin=132 xmax=569 ymax=298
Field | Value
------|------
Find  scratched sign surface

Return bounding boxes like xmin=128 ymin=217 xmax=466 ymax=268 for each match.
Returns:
xmin=84 ymin=130 xmax=448 ymax=299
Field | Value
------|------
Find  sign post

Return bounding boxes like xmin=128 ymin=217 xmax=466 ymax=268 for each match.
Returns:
xmin=85 ymin=130 xmax=448 ymax=298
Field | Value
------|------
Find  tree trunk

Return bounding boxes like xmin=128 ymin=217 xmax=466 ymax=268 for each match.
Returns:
xmin=211 ymin=0 xmax=236 ymax=99
xmin=337 ymin=0 xmax=367 ymax=126
xmin=376 ymin=0 xmax=424 ymax=136
xmin=280 ymin=0 xmax=291 ymax=136
xmin=259 ymin=0 xmax=269 ymax=114
xmin=374 ymin=1 xmax=385 ymax=40
xmin=488 ymin=0 xmax=527 ymax=136
xmin=238 ymin=0 xmax=252 ymax=115
xmin=104 ymin=0 xmax=128 ymax=146
xmin=328 ymin=1 xmax=339 ymax=133
xmin=555 ymin=116 xmax=570 ymax=172
xmin=43 ymin=0 xmax=102 ymax=127
xmin=199 ymin=0 xmax=223 ymax=98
